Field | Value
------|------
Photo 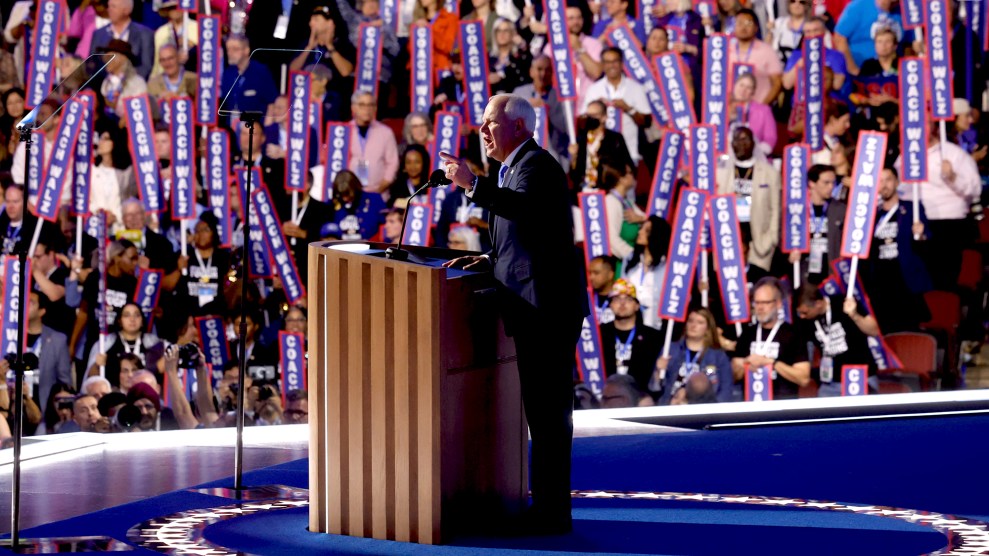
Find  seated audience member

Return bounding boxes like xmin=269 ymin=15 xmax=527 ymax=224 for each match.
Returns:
xmin=812 ymin=102 xmax=852 ymax=165
xmin=569 ymin=101 xmax=633 ymax=191
xmin=599 ymin=163 xmax=645 ymax=261
xmin=795 ymin=284 xmax=880 ymax=396
xmin=489 ymin=18 xmax=533 ymax=95
xmin=732 ymin=277 xmax=811 ymax=400
xmin=348 ymin=91 xmax=399 ymax=193
xmin=656 ymin=308 xmax=733 ymax=404
xmin=283 ymin=389 xmax=309 ymax=424
xmin=372 ymin=207 xmax=405 ymax=244
xmin=231 ymin=310 xmax=278 ymax=382
xmin=82 ymin=376 xmax=113 ymax=400
xmin=669 ymin=372 xmax=719 ymax=405
xmin=147 ymin=44 xmax=197 ymax=105
xmin=599 ymin=279 xmax=664 ymax=394
xmin=117 ymin=354 xmax=144 ymax=394
xmin=284 ymin=305 xmax=308 ymax=335
xmin=622 ymin=216 xmax=672 ymax=330
xmin=388 ymin=144 xmax=431 ymax=207
xmin=849 ymin=26 xmax=898 ymax=108
xmin=86 ymin=302 xmax=165 ymax=387
xmin=120 ymin=198 xmax=180 ymax=290
xmin=588 ymin=255 xmax=618 ymax=324
xmin=98 ymin=39 xmax=149 ymax=119
xmin=32 ymin=242 xmax=74 ymax=337
xmin=126 ymin=382 xmax=179 ymax=431
xmin=325 ymin=170 xmax=387 ymax=240
xmin=26 ymin=291 xmax=72 ymax=407
xmin=447 ymin=226 xmax=482 ymax=252
xmin=727 ymin=73 xmax=776 ymax=156
xmin=37 ymin=384 xmax=77 ymax=435
xmin=130 ymin=370 xmax=161 ymax=394
xmin=601 ymin=374 xmax=653 ymax=409
xmin=251 ymin=381 xmax=284 ymax=426
xmin=399 ymin=113 xmax=434 ymax=155
xmin=435 ymin=183 xmax=490 ymax=251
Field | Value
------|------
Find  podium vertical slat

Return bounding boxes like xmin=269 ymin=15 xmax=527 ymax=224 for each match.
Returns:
xmin=392 ymin=269 xmax=412 ymax=541
xmin=369 ymin=263 xmax=388 ymax=539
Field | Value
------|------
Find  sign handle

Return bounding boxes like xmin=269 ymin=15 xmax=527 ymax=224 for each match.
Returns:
xmin=291 ymin=190 xmax=299 ymax=247
xmin=661 ymin=318 xmax=675 ymax=358
xmin=564 ymin=100 xmax=577 ymax=146
xmin=845 ymin=256 xmax=860 ymax=301
xmin=912 ymin=181 xmax=921 ymax=240
xmin=699 ymin=251 xmax=709 ymax=308
xmin=793 ymin=258 xmax=801 ymax=289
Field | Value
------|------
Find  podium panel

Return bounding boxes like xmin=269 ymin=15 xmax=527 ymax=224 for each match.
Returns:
xmin=308 ymin=242 xmax=526 ymax=544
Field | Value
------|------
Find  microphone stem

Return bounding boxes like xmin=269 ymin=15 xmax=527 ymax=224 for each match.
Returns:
xmin=395 ymin=181 xmax=433 ymax=252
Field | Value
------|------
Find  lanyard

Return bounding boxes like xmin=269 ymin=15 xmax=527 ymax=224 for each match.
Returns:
xmin=683 ymin=346 xmax=703 ymax=367
xmin=616 ymin=326 xmax=636 ymax=358
xmin=457 ymin=195 xmax=476 ymax=224
xmin=122 ymin=336 xmax=142 ymax=357
xmin=755 ymin=320 xmax=782 ymax=346
xmin=356 ymin=127 xmax=369 ymax=158
xmin=294 ymin=201 xmax=309 ymax=225
xmin=28 ymin=335 xmax=42 ymax=356
xmin=874 ymin=203 xmax=898 ymax=237
xmin=194 ymin=250 xmax=213 ymax=278
xmin=735 ymin=40 xmax=754 ymax=63
xmin=813 ymin=298 xmax=834 ymax=354
xmin=812 ymin=202 xmax=828 ymax=234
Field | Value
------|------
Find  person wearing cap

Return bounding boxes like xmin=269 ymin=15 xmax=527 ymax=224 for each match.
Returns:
xmin=599 ymin=279 xmax=664 ymax=394
xmin=98 ymin=38 xmax=150 ymax=119
xmin=148 ymin=44 xmax=198 ymax=106
xmin=90 ymin=0 xmax=156 ymax=79
xmin=127 ymin=382 xmax=179 ymax=431
xmin=151 ymin=0 xmax=199 ymax=78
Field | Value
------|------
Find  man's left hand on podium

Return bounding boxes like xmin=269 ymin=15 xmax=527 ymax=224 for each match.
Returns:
xmin=443 ymin=255 xmax=491 ymax=271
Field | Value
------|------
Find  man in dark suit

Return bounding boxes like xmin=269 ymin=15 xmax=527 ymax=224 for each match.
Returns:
xmin=441 ymin=94 xmax=588 ymax=534
xmin=90 ymin=0 xmax=155 ymax=79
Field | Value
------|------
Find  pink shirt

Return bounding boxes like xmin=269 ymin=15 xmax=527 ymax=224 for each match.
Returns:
xmin=728 ymin=39 xmax=783 ymax=104
xmin=544 ymin=34 xmax=603 ymax=110
xmin=348 ymin=120 xmax=399 ymax=193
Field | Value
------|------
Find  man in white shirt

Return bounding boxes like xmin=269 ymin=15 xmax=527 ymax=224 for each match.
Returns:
xmin=581 ymin=47 xmax=651 ymax=164
xmin=894 ymin=127 xmax=981 ymax=289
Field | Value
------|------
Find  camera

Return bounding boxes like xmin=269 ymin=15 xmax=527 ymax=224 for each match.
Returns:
xmin=178 ymin=343 xmax=201 ymax=369
xmin=57 ymin=398 xmax=74 ymax=411
xmin=114 ymin=404 xmax=142 ymax=430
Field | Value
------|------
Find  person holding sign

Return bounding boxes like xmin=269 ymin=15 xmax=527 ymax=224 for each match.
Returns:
xmin=655 ymin=307 xmax=733 ymax=404
xmin=727 ymin=73 xmax=777 ymax=156
xmin=569 ymin=100 xmax=634 ymax=191
xmin=442 ymin=94 xmax=587 ymax=535
xmin=715 ymin=126 xmax=780 ymax=274
xmin=795 ymin=284 xmax=879 ymax=396
xmin=177 ymin=213 xmax=231 ymax=317
xmin=728 ymin=9 xmax=783 ymax=106
xmin=622 ymin=215 xmax=672 ymax=330
xmin=731 ymin=277 xmax=810 ymax=400
xmin=348 ymin=91 xmax=400 ymax=193
xmin=598 ymin=279 xmax=664 ymax=394
xmin=791 ymin=163 xmax=845 ymax=285
xmin=581 ymin=47 xmax=651 ymax=164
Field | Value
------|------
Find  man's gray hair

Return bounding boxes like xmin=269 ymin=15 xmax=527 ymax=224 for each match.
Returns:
xmin=351 ymin=90 xmax=374 ymax=105
xmin=81 ymin=376 xmax=111 ymax=394
xmin=494 ymin=94 xmax=536 ymax=134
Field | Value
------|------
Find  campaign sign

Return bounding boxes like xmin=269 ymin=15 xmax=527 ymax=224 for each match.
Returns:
xmin=196 ymin=316 xmax=231 ymax=369
xmin=158 ymin=98 xmax=172 ymax=126
xmin=25 ymin=0 xmax=61 ymax=108
xmin=72 ymin=92 xmax=96 ymax=217
xmin=197 ymin=15 xmax=222 ymax=126
xmin=745 ymin=365 xmax=773 ymax=401
xmin=578 ymin=192 xmax=611 ymax=267
xmin=355 ymin=24 xmax=383 ymax=98
xmin=733 ymin=62 xmax=754 ymax=83
xmin=926 ymin=0 xmax=954 ymax=119
xmin=431 ymin=111 xmax=462 ymax=171
xmin=640 ymin=0 xmax=658 ymax=33
xmin=410 ymin=25 xmax=434 ymax=114
xmin=27 ymin=131 xmax=45 ymax=201
xmin=658 ymin=188 xmax=707 ymax=321
xmin=607 ymin=24 xmax=670 ymax=126
xmin=782 ymin=144 xmax=810 ymax=253
xmin=646 ymin=130 xmax=684 ymax=219
xmin=533 ymin=105 xmax=549 ymax=147
xmin=901 ymin=0 xmax=923 ymax=28
xmin=702 ymin=34 xmax=730 ymax=154
xmin=841 ymin=365 xmax=868 ymax=396
xmin=460 ymin=21 xmax=491 ymax=128
xmin=605 ymin=105 xmax=622 ymax=133
xmin=899 ymin=58 xmax=928 ymax=182
xmin=690 ymin=124 xmax=716 ymax=192
xmin=1 ymin=257 xmax=31 ymax=357
xmin=402 ymin=202 xmax=433 ymax=246
xmin=96 ymin=210 xmax=108 ymax=336
xmin=803 ymin=35 xmax=825 ymax=151
xmin=654 ymin=53 xmax=696 ymax=132
xmin=236 ymin=167 xmax=274 ymax=278
xmin=36 ymin=99 xmax=84 ymax=222
xmin=123 ymin=95 xmax=163 ymax=213
xmin=286 ymin=71 xmax=312 ymax=193
xmin=576 ymin=289 xmax=607 ymax=397
xmin=279 ymin=331 xmax=307 ymax=404
xmin=179 ymin=0 xmax=197 ymax=11
xmin=709 ymin=195 xmax=751 ymax=324
xmin=840 ymin=131 xmax=888 ymax=258
xmin=324 ymin=122 xmax=351 ymax=199
xmin=134 ymin=268 xmax=163 ymax=332
xmin=206 ymin=128 xmax=232 ymax=247
xmin=252 ymin=185 xmax=306 ymax=304
xmin=543 ymin=0 xmax=578 ymax=99
xmin=830 ymin=258 xmax=903 ymax=371
xmin=310 ymin=100 xmax=324 ymax=148
xmin=169 ymin=98 xmax=196 ymax=219
xmin=380 ymin=0 xmax=400 ymax=34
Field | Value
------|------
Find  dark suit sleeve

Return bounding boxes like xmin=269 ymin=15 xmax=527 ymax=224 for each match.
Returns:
xmin=469 ymin=150 xmax=560 ymax=223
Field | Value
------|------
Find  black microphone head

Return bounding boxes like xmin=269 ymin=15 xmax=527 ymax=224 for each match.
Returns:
xmin=428 ymin=169 xmax=452 ymax=187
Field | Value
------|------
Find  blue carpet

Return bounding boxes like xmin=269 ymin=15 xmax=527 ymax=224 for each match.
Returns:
xmin=5 ymin=414 xmax=988 ymax=555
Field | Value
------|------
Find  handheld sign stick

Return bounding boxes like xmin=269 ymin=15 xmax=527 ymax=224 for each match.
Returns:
xmin=913 ymin=182 xmax=921 ymax=240
xmin=839 ymin=131 xmax=888 ymax=304
xmin=700 ymin=254 xmax=709 ymax=308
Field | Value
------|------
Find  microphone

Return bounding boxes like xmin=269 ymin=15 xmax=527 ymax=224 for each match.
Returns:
xmin=385 ymin=170 xmax=451 ymax=261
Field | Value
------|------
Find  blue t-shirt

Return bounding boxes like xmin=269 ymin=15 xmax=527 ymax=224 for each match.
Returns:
xmin=834 ymin=0 xmax=905 ymax=66
xmin=785 ymin=47 xmax=852 ymax=100
xmin=592 ymin=18 xmax=647 ymax=47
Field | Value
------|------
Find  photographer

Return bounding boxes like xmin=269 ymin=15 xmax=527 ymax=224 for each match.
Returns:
xmin=249 ymin=381 xmax=284 ymax=426
xmin=163 ymin=343 xmax=220 ymax=430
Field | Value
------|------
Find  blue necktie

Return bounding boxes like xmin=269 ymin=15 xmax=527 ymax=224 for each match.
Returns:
xmin=498 ymin=165 xmax=509 ymax=188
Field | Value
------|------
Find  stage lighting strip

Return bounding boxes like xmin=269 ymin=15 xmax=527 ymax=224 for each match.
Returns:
xmin=125 ymin=493 xmax=989 ymax=555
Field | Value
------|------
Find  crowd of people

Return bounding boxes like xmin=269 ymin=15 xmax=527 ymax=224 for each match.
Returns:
xmin=0 ymin=0 xmax=987 ymax=441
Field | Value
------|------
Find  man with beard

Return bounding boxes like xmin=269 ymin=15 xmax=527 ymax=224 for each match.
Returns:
xmin=598 ymin=279 xmax=663 ymax=393
xmin=126 ymin=382 xmax=179 ymax=431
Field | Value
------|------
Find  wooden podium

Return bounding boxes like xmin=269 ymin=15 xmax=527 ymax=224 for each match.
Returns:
xmin=307 ymin=241 xmax=527 ymax=544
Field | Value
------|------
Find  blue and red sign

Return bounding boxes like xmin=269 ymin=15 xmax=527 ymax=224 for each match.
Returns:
xmin=355 ymin=24 xmax=384 ymax=98
xmin=803 ymin=35 xmax=825 ymax=151
xmin=25 ymin=0 xmax=62 ymax=109
xmin=459 ymin=21 xmax=491 ymax=128
xmin=899 ymin=57 xmax=928 ymax=183
xmin=782 ymin=144 xmax=810 ymax=254
xmin=279 ymin=331 xmax=307 ymax=403
xmin=96 ymin=210 xmax=108 ymax=336
xmin=926 ymin=0 xmax=954 ymax=119
xmin=840 ymin=131 xmax=888 ymax=258
xmin=410 ymin=24 xmax=433 ymax=114
xmin=658 ymin=188 xmax=707 ymax=321
xmin=36 ymin=97 xmax=84 ymax=222
xmin=745 ymin=365 xmax=773 ymax=401
xmin=702 ymin=34 xmax=730 ymax=154
xmin=607 ymin=24 xmax=670 ymax=126
xmin=402 ymin=202 xmax=433 ymax=247
xmin=323 ymin=122 xmax=351 ymax=200
xmin=286 ymin=71 xmax=312 ymax=193
xmin=196 ymin=315 xmax=231 ymax=369
xmin=134 ymin=268 xmax=163 ymax=332
xmin=841 ymin=365 xmax=868 ymax=396
xmin=123 ymin=95 xmax=163 ymax=213
xmin=380 ymin=0 xmax=400 ymax=34
xmin=901 ymin=0 xmax=923 ymax=28
xmin=646 ymin=130 xmax=684 ymax=219
xmin=27 ymin=130 xmax=45 ymax=201
xmin=236 ymin=167 xmax=274 ymax=279
xmin=709 ymin=195 xmax=751 ymax=324
xmin=72 ymin=92 xmax=96 ymax=217
xmin=206 ymin=128 xmax=232 ymax=247
xmin=576 ymin=289 xmax=607 ymax=397
xmin=252 ymin=185 xmax=306 ymax=305
xmin=1 ymin=256 xmax=31 ymax=357
xmin=578 ymin=191 xmax=611 ymax=267
xmin=543 ymin=0 xmax=577 ymax=99
xmin=170 ymin=98 xmax=196 ymax=220
xmin=197 ymin=15 xmax=222 ymax=126
xmin=654 ymin=53 xmax=696 ymax=132
xmin=431 ymin=111 xmax=462 ymax=171
xmin=690 ymin=124 xmax=716 ymax=192
xmin=533 ymin=105 xmax=549 ymax=147
xmin=179 ymin=0 xmax=197 ymax=11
